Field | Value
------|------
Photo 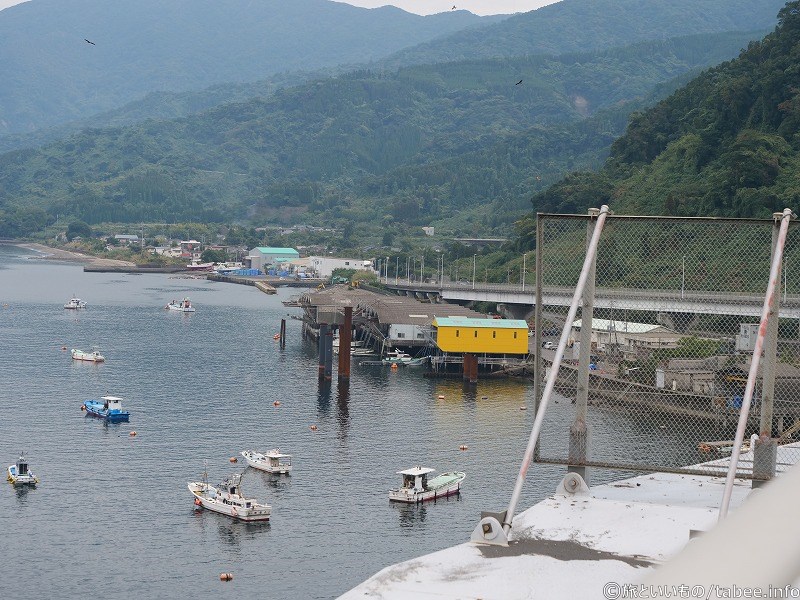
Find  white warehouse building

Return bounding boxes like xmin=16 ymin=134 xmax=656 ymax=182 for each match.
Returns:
xmin=307 ymin=256 xmax=376 ymax=278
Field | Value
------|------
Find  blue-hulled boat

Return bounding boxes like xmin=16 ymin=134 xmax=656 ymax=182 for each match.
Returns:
xmin=82 ymin=395 xmax=130 ymax=422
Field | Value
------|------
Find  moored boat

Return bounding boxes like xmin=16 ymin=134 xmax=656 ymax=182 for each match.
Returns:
xmin=64 ymin=297 xmax=87 ymax=309
xmin=186 ymin=261 xmax=214 ymax=272
xmin=165 ymin=298 xmax=195 ymax=312
xmin=71 ymin=348 xmax=105 ymax=362
xmin=241 ymin=449 xmax=293 ymax=474
xmin=83 ymin=395 xmax=130 ymax=422
xmin=389 ymin=467 xmax=465 ymax=503
xmin=7 ymin=454 xmax=38 ymax=486
xmin=188 ymin=472 xmax=271 ymax=521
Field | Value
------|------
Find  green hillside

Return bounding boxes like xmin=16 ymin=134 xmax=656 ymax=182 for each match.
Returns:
xmin=0 ymin=30 xmax=763 ymax=239
xmin=517 ymin=0 xmax=800 ymax=238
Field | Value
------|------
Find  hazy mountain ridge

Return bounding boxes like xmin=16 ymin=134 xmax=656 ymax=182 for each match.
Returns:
xmin=0 ymin=0 xmax=497 ymax=134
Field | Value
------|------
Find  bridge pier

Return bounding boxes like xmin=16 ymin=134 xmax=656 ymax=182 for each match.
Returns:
xmin=657 ymin=311 xmax=699 ymax=333
xmin=497 ymin=303 xmax=533 ymax=321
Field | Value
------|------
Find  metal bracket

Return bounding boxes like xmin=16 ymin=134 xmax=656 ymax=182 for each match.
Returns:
xmin=470 ymin=515 xmax=509 ymax=546
xmin=556 ymin=472 xmax=590 ymax=496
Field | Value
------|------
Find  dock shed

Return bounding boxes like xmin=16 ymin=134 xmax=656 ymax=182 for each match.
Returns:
xmin=432 ymin=317 xmax=529 ymax=354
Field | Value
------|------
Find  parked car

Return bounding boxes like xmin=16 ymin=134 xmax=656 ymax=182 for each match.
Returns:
xmin=542 ymin=342 xmax=555 ymax=350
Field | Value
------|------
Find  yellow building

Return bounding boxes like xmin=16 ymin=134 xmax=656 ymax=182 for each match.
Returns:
xmin=431 ymin=317 xmax=529 ymax=354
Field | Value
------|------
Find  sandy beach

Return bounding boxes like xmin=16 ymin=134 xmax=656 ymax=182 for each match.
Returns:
xmin=16 ymin=243 xmax=137 ymax=268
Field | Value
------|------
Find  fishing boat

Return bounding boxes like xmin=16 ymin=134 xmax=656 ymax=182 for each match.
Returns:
xmin=186 ymin=261 xmax=214 ymax=272
xmin=241 ymin=449 xmax=293 ymax=474
xmin=381 ymin=352 xmax=429 ymax=366
xmin=7 ymin=454 xmax=38 ymax=486
xmin=165 ymin=298 xmax=195 ymax=312
xmin=71 ymin=348 xmax=105 ymax=362
xmin=82 ymin=395 xmax=130 ymax=422
xmin=188 ymin=472 xmax=271 ymax=521
xmin=389 ymin=467 xmax=466 ymax=503
xmin=64 ymin=297 xmax=87 ymax=309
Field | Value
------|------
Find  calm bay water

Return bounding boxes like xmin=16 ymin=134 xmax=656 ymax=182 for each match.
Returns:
xmin=0 ymin=244 xmax=692 ymax=599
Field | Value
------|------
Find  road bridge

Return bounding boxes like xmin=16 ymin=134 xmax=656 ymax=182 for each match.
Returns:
xmin=382 ymin=280 xmax=800 ymax=326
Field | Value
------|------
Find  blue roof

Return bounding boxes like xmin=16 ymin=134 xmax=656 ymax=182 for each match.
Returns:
xmin=433 ymin=317 xmax=528 ymax=329
xmin=253 ymin=247 xmax=299 ymax=255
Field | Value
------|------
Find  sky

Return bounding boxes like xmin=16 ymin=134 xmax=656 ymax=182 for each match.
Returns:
xmin=0 ymin=0 xmax=558 ymax=16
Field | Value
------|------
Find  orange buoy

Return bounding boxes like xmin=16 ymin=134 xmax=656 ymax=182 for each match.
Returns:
xmin=273 ymin=333 xmax=280 ymax=340
xmin=273 ymin=400 xmax=281 ymax=407
xmin=310 ymin=424 xmax=318 ymax=431
xmin=437 ymin=395 xmax=445 ymax=400
xmin=229 ymin=456 xmax=238 ymax=463
xmin=459 ymin=445 xmax=468 ymax=451
xmin=219 ymin=573 xmax=233 ymax=581
xmin=80 ymin=404 xmax=86 ymax=411
xmin=129 ymin=431 xmax=137 ymax=437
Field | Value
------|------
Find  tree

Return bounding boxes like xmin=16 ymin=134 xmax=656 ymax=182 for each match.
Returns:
xmin=201 ymin=248 xmax=226 ymax=263
xmin=66 ymin=220 xmax=92 ymax=241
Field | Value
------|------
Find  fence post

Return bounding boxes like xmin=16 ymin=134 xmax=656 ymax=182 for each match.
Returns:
xmin=533 ymin=214 xmax=544 ymax=460
xmin=569 ymin=208 xmax=600 ymax=481
xmin=753 ymin=213 xmax=785 ymax=486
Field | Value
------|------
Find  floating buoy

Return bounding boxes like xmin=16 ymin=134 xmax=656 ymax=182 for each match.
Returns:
xmin=129 ymin=431 xmax=137 ymax=437
xmin=310 ymin=424 xmax=318 ymax=431
xmin=459 ymin=445 xmax=468 ymax=451
xmin=273 ymin=400 xmax=281 ymax=407
xmin=437 ymin=395 xmax=445 ymax=400
xmin=229 ymin=456 xmax=238 ymax=463
xmin=61 ymin=345 xmax=67 ymax=351
xmin=80 ymin=404 xmax=86 ymax=411
xmin=519 ymin=406 xmax=527 ymax=410
xmin=273 ymin=333 xmax=280 ymax=340
xmin=194 ymin=497 xmax=202 ymax=507
xmin=219 ymin=573 xmax=233 ymax=582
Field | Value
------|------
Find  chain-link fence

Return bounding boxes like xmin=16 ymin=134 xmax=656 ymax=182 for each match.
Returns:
xmin=534 ymin=212 xmax=800 ymax=480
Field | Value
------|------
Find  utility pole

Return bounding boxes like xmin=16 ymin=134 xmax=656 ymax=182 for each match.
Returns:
xmin=472 ymin=254 xmax=477 ymax=289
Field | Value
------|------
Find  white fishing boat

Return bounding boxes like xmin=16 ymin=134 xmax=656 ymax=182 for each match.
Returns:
xmin=64 ymin=297 xmax=87 ymax=309
xmin=165 ymin=298 xmax=195 ymax=312
xmin=241 ymin=449 xmax=293 ymax=474
xmin=188 ymin=472 xmax=271 ymax=521
xmin=71 ymin=348 xmax=105 ymax=362
xmin=186 ymin=261 xmax=214 ymax=272
xmin=389 ymin=467 xmax=465 ymax=503
xmin=7 ymin=454 xmax=38 ymax=486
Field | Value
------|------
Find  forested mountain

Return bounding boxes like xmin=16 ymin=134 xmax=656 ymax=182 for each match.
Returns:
xmin=381 ymin=0 xmax=787 ymax=68
xmin=0 ymin=0 xmax=494 ymax=135
xmin=515 ymin=0 xmax=800 ymax=243
xmin=0 ymin=29 xmax=763 ymax=237
xmin=0 ymin=0 xmax=785 ymax=147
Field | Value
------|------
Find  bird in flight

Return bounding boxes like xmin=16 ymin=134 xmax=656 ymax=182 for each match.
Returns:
xmin=84 ymin=38 xmax=95 ymax=45
xmin=515 ymin=79 xmax=523 ymax=85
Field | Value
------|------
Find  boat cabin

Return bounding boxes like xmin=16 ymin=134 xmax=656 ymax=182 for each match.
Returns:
xmin=267 ymin=450 xmax=291 ymax=469
xmin=16 ymin=456 xmax=29 ymax=476
xmin=397 ymin=467 xmax=435 ymax=491
xmin=101 ymin=395 xmax=124 ymax=411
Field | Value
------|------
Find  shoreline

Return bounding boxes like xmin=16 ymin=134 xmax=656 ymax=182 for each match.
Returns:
xmin=12 ymin=242 xmax=138 ymax=268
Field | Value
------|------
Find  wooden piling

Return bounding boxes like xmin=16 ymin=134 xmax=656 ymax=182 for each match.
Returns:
xmin=338 ymin=306 xmax=352 ymax=381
